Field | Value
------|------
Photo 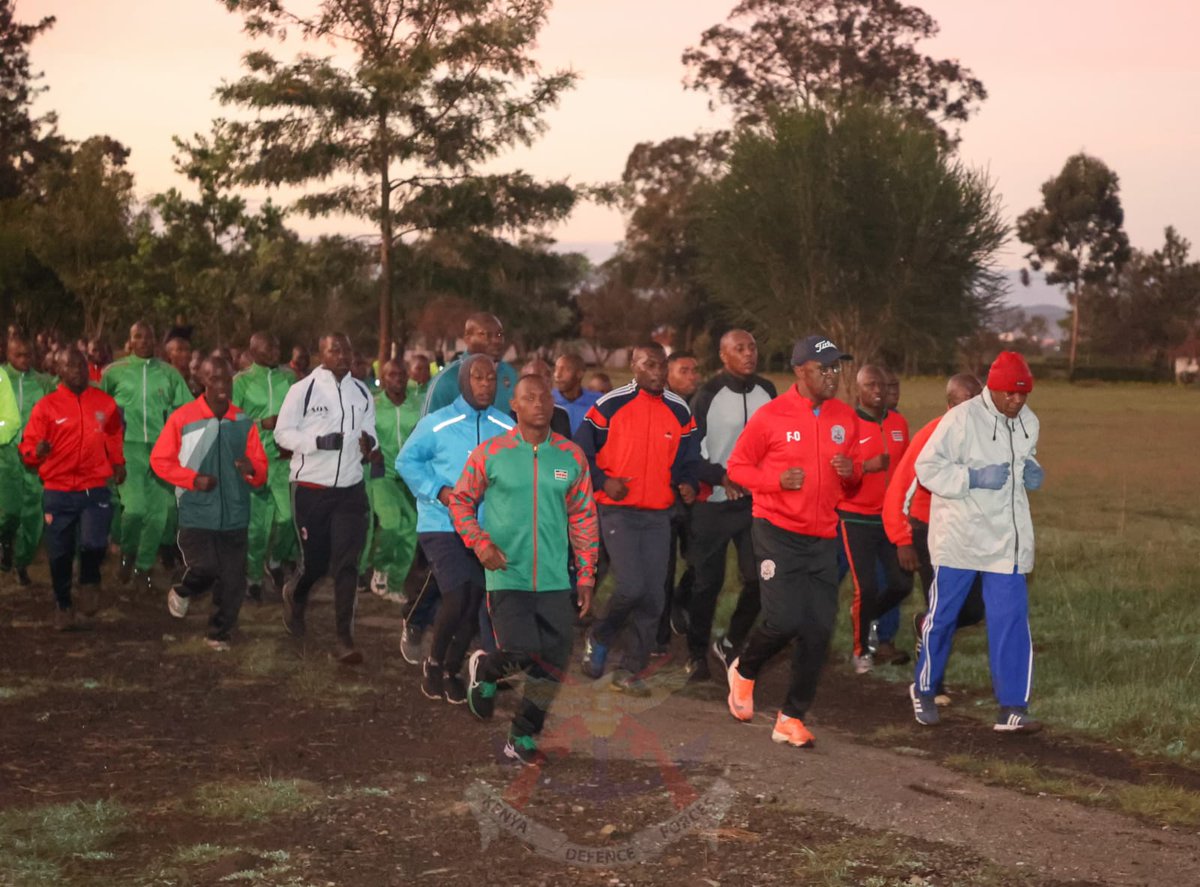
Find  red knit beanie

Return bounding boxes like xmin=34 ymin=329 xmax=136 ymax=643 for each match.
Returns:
xmin=987 ymin=351 xmax=1035 ymax=393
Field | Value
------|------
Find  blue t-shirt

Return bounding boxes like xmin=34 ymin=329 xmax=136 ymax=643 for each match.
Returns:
xmin=553 ymin=387 xmax=601 ymax=435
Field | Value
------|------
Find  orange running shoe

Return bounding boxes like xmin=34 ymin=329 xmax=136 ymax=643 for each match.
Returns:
xmin=771 ymin=712 xmax=815 ymax=748
xmin=726 ymin=657 xmax=755 ymax=722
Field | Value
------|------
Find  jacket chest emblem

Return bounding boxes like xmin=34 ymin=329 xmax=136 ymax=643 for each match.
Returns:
xmin=554 ymin=469 xmax=568 ymax=481
xmin=831 ymin=424 xmax=846 ymax=445
xmin=891 ymin=430 xmax=904 ymax=442
xmin=785 ymin=431 xmax=802 ymax=442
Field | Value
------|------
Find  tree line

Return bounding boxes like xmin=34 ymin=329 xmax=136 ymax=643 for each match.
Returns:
xmin=1 ymin=0 xmax=1197 ymax=377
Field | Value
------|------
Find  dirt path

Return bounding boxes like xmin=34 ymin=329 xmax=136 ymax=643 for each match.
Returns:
xmin=630 ymin=682 xmax=1200 ymax=886
xmin=1 ymin=573 xmax=1197 ymax=886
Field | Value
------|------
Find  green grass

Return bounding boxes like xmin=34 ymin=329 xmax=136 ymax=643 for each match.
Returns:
xmin=946 ymin=755 xmax=1200 ymax=827
xmin=192 ymin=778 xmax=320 ymax=822
xmin=706 ymin=377 xmax=1200 ymax=761
xmin=0 ymin=799 xmax=128 ymax=885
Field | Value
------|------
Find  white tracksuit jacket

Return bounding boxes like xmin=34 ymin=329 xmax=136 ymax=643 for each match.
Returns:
xmin=915 ymin=391 xmax=1040 ymax=575
xmin=274 ymin=367 xmax=377 ymax=488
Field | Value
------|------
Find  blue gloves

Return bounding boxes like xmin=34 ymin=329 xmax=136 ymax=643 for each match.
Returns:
xmin=1024 ymin=459 xmax=1044 ymax=491
xmin=968 ymin=463 xmax=1010 ymax=490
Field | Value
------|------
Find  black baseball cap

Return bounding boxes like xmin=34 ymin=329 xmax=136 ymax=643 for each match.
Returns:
xmin=791 ymin=335 xmax=853 ymax=367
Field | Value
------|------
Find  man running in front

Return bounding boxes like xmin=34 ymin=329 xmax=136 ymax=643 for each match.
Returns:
xmin=151 ymin=357 xmax=268 ymax=650
xmin=452 ymin=374 xmax=599 ymax=766
xmin=910 ymin=351 xmax=1044 ymax=733
xmin=724 ymin=335 xmax=862 ymax=749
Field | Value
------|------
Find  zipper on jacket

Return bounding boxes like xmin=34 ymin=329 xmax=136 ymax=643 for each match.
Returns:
xmin=334 ymin=380 xmax=345 ymax=485
xmin=142 ymin=363 xmax=148 ymax=441
xmin=1008 ymin=418 xmax=1019 ymax=564
xmin=531 ymin=442 xmax=540 ymax=591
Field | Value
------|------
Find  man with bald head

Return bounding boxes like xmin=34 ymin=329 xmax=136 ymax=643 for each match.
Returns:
xmin=518 ymin=358 xmax=572 ymax=437
xmin=838 ymin=364 xmax=912 ymax=674
xmin=275 ymin=332 xmax=379 ymax=663
xmin=422 ymin=312 xmax=519 ymax=416
xmin=101 ymin=320 xmax=192 ymax=591
xmin=233 ymin=332 xmax=298 ymax=600
xmin=152 ymin=356 xmax=268 ymax=650
xmin=682 ymin=330 xmax=777 ymax=680
xmin=883 ymin=373 xmax=986 ymax=700
xmin=20 ymin=347 xmax=124 ymax=629
xmin=576 ymin=343 xmax=700 ymax=695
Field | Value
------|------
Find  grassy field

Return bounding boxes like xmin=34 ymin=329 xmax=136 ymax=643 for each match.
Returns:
xmin=705 ymin=376 xmax=1200 ymax=761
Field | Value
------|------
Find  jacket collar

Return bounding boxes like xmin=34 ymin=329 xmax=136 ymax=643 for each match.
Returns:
xmin=452 ymin=393 xmax=492 ymax=417
xmin=717 ymin=370 xmax=759 ymax=395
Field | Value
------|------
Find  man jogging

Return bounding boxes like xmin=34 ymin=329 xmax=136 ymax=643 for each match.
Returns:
xmin=0 ymin=334 xmax=54 ymax=585
xmin=101 ymin=321 xmax=191 ymax=591
xmin=910 ymin=352 xmax=1043 ymax=733
xmin=552 ymin=353 xmax=599 ymax=436
xmin=232 ymin=332 xmax=297 ymax=600
xmin=274 ymin=332 xmax=378 ymax=664
xmin=684 ymin=330 xmax=776 ymax=681
xmin=452 ymin=374 xmax=600 ymax=766
xmin=422 ymin=313 xmax=519 ymax=416
xmin=883 ymin=373 xmax=985 ymax=704
xmin=576 ymin=344 xmax=699 ymax=695
xmin=838 ymin=364 xmax=912 ymax=675
xmin=20 ymin=348 xmax=125 ymax=629
xmin=151 ymin=357 xmax=268 ymax=650
xmin=724 ymin=335 xmax=862 ymax=749
xmin=360 ymin=359 xmax=420 ymax=599
xmin=398 ymin=354 xmax=514 ymax=703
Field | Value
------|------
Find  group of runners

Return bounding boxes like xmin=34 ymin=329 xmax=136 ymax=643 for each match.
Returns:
xmin=0 ymin=312 xmax=1044 ymax=765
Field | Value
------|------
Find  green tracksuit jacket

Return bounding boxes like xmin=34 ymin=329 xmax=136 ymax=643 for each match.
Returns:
xmin=360 ymin=390 xmax=421 ymax=589
xmin=233 ymin=363 xmax=298 ymax=576
xmin=448 ymin=429 xmax=599 ymax=593
xmin=101 ymin=355 xmax=192 ymax=569
xmin=0 ymin=365 xmax=53 ymax=567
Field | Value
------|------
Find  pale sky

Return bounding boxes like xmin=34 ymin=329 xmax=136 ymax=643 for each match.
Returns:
xmin=20 ymin=0 xmax=1200 ymax=275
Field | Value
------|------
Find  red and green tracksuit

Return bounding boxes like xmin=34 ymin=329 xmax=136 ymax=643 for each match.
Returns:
xmin=101 ymin=356 xmax=192 ymax=571
xmin=449 ymin=427 xmax=599 ymax=738
xmin=358 ymin=390 xmax=420 ymax=591
xmin=232 ymin=362 xmax=297 ymax=579
xmin=0 ymin=364 xmax=54 ymax=568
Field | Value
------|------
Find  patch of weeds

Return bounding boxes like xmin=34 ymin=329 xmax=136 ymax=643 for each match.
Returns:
xmin=0 ymin=799 xmax=128 ymax=885
xmin=163 ymin=636 xmax=214 ymax=657
xmin=334 ymin=786 xmax=392 ymax=800
xmin=794 ymin=832 xmax=1019 ymax=887
xmin=218 ymin=850 xmax=292 ymax=883
xmin=285 ymin=659 xmax=371 ymax=709
xmin=193 ymin=778 xmax=320 ymax=823
xmin=172 ymin=842 xmax=238 ymax=865
xmin=945 ymin=755 xmax=1200 ymax=828
xmin=234 ymin=641 xmax=285 ymax=679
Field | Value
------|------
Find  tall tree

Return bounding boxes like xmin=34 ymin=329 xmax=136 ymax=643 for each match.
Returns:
xmin=682 ymin=0 xmax=986 ymax=140
xmin=697 ymin=102 xmax=1006 ymax=370
xmin=0 ymin=0 xmax=64 ymax=200
xmin=1016 ymin=153 xmax=1132 ymax=373
xmin=217 ymin=0 xmax=578 ymax=365
xmin=27 ymin=137 xmax=137 ymax=337
xmin=613 ymin=133 xmax=730 ymax=351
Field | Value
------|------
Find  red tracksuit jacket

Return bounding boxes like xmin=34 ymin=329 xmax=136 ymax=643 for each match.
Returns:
xmin=839 ymin=408 xmax=910 ymax=517
xmin=882 ymin=415 xmax=939 ymax=547
xmin=20 ymin=384 xmax=125 ymax=492
xmin=726 ymin=386 xmax=862 ymax=539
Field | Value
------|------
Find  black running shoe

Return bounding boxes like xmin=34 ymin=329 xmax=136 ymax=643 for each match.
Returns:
xmin=443 ymin=673 xmax=467 ymax=705
xmin=421 ymin=659 xmax=444 ymax=701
